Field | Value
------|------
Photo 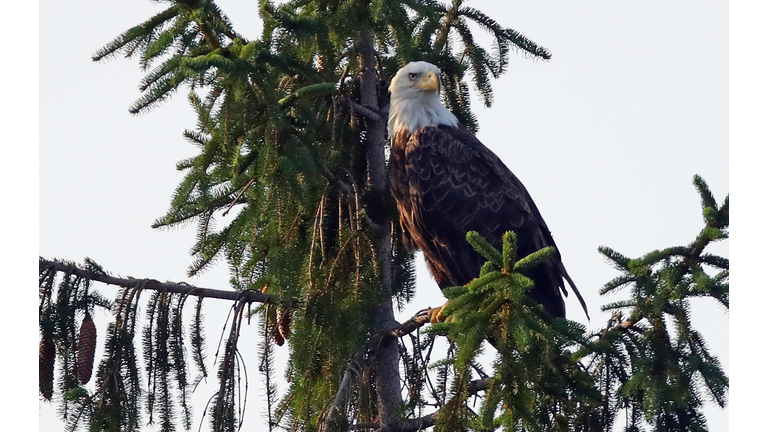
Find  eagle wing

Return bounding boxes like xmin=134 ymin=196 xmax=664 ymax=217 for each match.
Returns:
xmin=402 ymin=126 xmax=587 ymax=318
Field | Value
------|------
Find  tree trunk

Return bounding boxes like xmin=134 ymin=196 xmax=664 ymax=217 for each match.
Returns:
xmin=358 ymin=31 xmax=402 ymax=426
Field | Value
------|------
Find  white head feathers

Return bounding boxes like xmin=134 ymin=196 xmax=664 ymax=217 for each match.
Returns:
xmin=387 ymin=61 xmax=459 ymax=139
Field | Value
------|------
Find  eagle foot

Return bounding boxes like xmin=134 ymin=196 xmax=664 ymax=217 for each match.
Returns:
xmin=427 ymin=302 xmax=451 ymax=323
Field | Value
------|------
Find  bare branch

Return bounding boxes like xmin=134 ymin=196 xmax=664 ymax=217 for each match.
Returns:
xmin=375 ymin=412 xmax=437 ymax=432
xmin=467 ymin=378 xmax=490 ymax=395
xmin=346 ymin=100 xmax=382 ymax=122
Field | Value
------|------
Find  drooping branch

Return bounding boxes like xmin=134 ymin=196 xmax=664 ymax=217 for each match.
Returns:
xmin=39 ymin=258 xmax=297 ymax=308
xmin=322 ymin=168 xmax=386 ymax=235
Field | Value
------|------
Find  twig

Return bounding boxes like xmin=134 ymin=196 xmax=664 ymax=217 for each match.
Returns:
xmin=223 ymin=177 xmax=255 ymax=217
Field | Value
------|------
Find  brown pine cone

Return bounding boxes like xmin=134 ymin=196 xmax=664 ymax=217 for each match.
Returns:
xmin=277 ymin=308 xmax=292 ymax=341
xmin=272 ymin=326 xmax=285 ymax=346
xmin=76 ymin=314 xmax=97 ymax=385
xmin=39 ymin=338 xmax=56 ymax=400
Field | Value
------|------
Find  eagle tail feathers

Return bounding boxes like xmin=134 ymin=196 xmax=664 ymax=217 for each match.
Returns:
xmin=561 ymin=269 xmax=590 ymax=321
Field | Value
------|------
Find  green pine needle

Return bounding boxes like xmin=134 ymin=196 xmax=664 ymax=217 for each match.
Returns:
xmin=466 ymin=270 xmax=503 ymax=294
xmin=513 ymin=246 xmax=556 ymax=273
xmin=466 ymin=231 xmax=503 ymax=267
xmin=501 ymin=231 xmax=517 ymax=272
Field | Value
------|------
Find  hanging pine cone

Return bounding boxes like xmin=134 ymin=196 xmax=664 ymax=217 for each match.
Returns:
xmin=76 ymin=313 xmax=97 ymax=385
xmin=277 ymin=307 xmax=292 ymax=340
xmin=39 ymin=338 xmax=55 ymax=400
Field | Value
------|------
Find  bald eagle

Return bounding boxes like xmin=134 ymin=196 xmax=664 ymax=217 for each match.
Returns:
xmin=387 ymin=61 xmax=587 ymax=319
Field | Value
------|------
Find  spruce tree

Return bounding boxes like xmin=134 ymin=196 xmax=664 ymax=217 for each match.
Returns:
xmin=39 ymin=1 xmax=728 ymax=431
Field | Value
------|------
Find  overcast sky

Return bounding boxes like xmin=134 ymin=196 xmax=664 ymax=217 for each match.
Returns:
xmin=32 ymin=0 xmax=752 ymax=430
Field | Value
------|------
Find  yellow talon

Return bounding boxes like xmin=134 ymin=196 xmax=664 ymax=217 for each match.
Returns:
xmin=427 ymin=301 xmax=450 ymax=323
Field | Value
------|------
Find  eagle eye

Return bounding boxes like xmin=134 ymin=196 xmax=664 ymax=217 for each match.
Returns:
xmin=408 ymin=72 xmax=418 ymax=81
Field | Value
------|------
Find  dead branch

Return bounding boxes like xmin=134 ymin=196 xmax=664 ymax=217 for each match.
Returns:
xmin=367 ymin=379 xmax=488 ymax=432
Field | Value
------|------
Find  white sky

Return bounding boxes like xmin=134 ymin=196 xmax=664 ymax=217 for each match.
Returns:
xmin=20 ymin=0 xmax=762 ymax=430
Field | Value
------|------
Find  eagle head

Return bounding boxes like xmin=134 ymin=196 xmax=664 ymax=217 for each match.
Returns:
xmin=388 ymin=61 xmax=459 ymax=139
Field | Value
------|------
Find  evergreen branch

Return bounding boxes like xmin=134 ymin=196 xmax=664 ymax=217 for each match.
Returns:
xmin=699 ymin=253 xmax=729 ymax=270
xmin=499 ymin=28 xmax=552 ymax=60
xmin=453 ymin=18 xmax=495 ymax=106
xmin=512 ymin=246 xmax=556 ymax=273
xmin=466 ymin=231 xmax=503 ymax=268
xmin=502 ymin=231 xmax=517 ymax=272
xmin=92 ymin=6 xmax=180 ymax=62
xmin=598 ymin=246 xmax=631 ymax=271
xmin=693 ymin=174 xmax=717 ymax=216
xmin=39 ymin=258 xmax=297 ymax=308
xmin=190 ymin=297 xmax=208 ymax=389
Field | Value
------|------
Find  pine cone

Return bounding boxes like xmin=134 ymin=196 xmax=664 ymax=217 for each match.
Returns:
xmin=39 ymin=338 xmax=55 ymax=400
xmin=76 ymin=314 xmax=97 ymax=385
xmin=277 ymin=308 xmax=292 ymax=340
xmin=272 ymin=326 xmax=285 ymax=346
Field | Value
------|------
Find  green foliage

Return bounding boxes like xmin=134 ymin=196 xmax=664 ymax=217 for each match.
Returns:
xmin=39 ymin=259 xmax=213 ymax=432
xmin=578 ymin=176 xmax=729 ymax=431
xmin=428 ymin=233 xmax=600 ymax=432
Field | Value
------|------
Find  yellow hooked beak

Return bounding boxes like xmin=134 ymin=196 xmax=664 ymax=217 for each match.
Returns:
xmin=415 ymin=70 xmax=440 ymax=92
